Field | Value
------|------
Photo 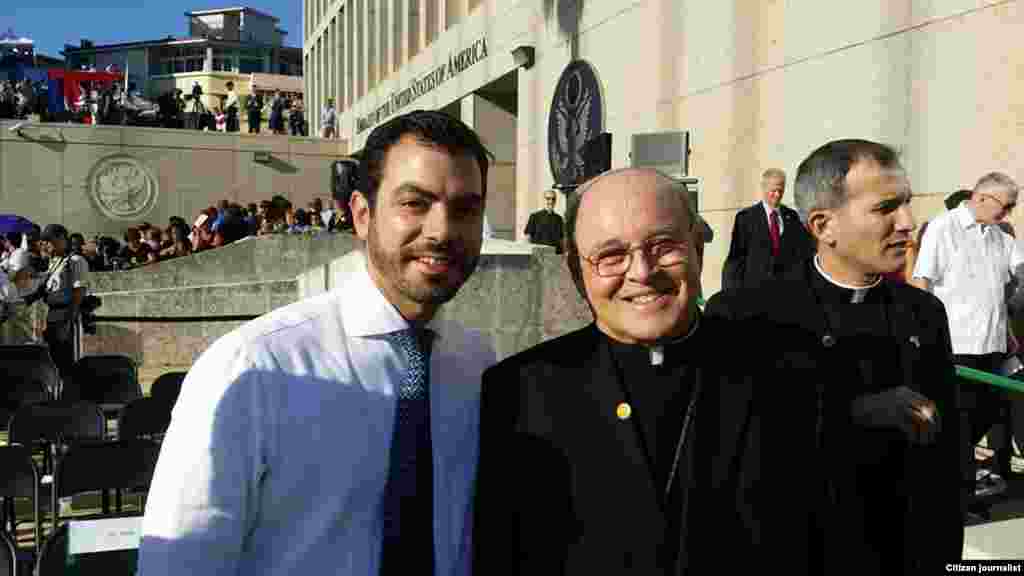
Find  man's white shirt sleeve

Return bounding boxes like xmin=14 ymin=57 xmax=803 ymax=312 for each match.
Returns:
xmin=1010 ymin=235 xmax=1024 ymax=274
xmin=912 ymin=217 xmax=944 ymax=284
xmin=71 ymin=256 xmax=89 ymax=289
xmin=138 ymin=333 xmax=271 ymax=576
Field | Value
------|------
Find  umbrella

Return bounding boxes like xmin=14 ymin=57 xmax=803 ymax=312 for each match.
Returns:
xmin=0 ymin=215 xmax=37 ymax=235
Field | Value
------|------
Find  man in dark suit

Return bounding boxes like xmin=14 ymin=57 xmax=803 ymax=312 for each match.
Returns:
xmin=524 ymin=189 xmax=565 ymax=253
xmin=722 ymin=168 xmax=813 ymax=291
xmin=474 ymin=168 xmax=721 ymax=574
xmin=702 ymin=139 xmax=966 ymax=574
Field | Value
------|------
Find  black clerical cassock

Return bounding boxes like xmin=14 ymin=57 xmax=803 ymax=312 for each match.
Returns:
xmin=474 ymin=317 xmax=717 ymax=575
xmin=699 ymin=259 xmax=966 ymax=575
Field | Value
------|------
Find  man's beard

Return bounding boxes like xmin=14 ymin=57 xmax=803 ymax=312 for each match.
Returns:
xmin=366 ymin=220 xmax=479 ymax=306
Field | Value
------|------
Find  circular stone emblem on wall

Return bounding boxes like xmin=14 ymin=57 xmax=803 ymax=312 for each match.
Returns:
xmin=88 ymin=155 xmax=159 ymax=221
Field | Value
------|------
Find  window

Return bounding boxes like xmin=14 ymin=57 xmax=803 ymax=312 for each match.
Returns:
xmin=157 ymin=45 xmax=207 ymax=75
xmin=238 ymin=48 xmax=265 ymax=74
xmin=238 ymin=58 xmax=263 ymax=73
xmin=212 ymin=48 xmax=236 ymax=72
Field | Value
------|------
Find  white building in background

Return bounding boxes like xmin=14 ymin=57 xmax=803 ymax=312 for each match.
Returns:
xmin=304 ymin=0 xmax=1024 ymax=294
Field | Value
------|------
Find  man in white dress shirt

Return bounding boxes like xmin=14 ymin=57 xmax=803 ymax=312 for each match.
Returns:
xmin=138 ymin=109 xmax=496 ymax=576
xmin=912 ymin=172 xmax=1024 ymax=485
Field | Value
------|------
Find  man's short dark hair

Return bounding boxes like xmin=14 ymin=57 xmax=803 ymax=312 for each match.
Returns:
xmin=793 ymin=139 xmax=901 ymax=223
xmin=220 ymin=205 xmax=248 ymax=245
xmin=945 ymin=189 xmax=972 ymax=210
xmin=359 ymin=110 xmax=493 ymax=210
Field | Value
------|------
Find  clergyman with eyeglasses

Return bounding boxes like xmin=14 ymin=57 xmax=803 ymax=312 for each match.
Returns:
xmin=474 ymin=167 xmax=735 ymax=575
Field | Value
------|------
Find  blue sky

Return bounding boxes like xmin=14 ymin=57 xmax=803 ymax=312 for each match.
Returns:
xmin=1 ymin=1 xmax=302 ymax=57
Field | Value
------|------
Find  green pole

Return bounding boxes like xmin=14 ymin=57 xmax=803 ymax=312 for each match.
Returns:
xmin=955 ymin=365 xmax=1024 ymax=394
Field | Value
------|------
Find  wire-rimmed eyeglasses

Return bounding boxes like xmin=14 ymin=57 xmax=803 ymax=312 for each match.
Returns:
xmin=581 ymin=239 xmax=689 ymax=277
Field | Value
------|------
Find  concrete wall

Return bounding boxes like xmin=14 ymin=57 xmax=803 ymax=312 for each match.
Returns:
xmin=299 ymin=238 xmax=592 ymax=360
xmin=320 ymin=0 xmax=1024 ymax=296
xmin=0 ymin=122 xmax=348 ymax=239
xmin=36 ymin=233 xmax=591 ymax=388
xmin=78 ymin=233 xmax=363 ymax=379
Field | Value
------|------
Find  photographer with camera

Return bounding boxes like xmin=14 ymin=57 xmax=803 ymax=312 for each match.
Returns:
xmin=187 ymin=82 xmax=207 ymax=130
xmin=36 ymin=224 xmax=89 ymax=389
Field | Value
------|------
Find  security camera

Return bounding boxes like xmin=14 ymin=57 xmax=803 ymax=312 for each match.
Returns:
xmin=9 ymin=122 xmax=26 ymax=134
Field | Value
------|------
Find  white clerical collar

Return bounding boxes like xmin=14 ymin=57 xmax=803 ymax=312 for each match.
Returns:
xmin=813 ymin=254 xmax=882 ymax=303
xmin=648 ymin=312 xmax=701 ymax=366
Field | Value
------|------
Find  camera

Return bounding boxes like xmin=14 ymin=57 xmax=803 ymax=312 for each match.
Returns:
xmin=80 ymin=294 xmax=102 ymax=335
xmin=332 ymin=157 xmax=360 ymax=201
xmin=30 ymin=254 xmax=46 ymax=274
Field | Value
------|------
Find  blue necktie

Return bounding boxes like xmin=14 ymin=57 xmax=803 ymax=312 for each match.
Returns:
xmin=380 ymin=329 xmax=434 ymax=575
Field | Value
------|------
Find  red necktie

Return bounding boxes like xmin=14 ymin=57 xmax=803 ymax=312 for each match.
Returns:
xmin=769 ymin=211 xmax=781 ymax=257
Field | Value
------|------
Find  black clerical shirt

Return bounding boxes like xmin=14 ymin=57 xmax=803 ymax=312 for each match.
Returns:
xmin=808 ymin=261 xmax=920 ymax=570
xmin=809 ymin=261 xmax=903 ymax=397
xmin=605 ymin=325 xmax=701 ymax=572
xmin=607 ymin=336 xmax=698 ymax=494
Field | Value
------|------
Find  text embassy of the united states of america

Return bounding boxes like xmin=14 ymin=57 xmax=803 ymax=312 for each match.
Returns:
xmin=357 ymin=38 xmax=489 ymax=134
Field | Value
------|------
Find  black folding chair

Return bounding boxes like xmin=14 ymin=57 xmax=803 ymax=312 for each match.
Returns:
xmin=51 ymin=440 xmax=160 ymax=528
xmin=0 ymin=380 xmax=49 ymax=439
xmin=0 ymin=529 xmax=17 ymax=576
xmin=116 ymin=398 xmax=172 ymax=442
xmin=149 ymin=371 xmax=186 ymax=408
xmin=0 ymin=447 xmax=41 ymax=557
xmin=31 ymin=523 xmax=63 ymax=576
xmin=0 ymin=346 xmax=59 ymax=415
xmin=37 ymin=440 xmax=158 ymax=576
xmin=7 ymin=402 xmax=106 ymax=450
xmin=70 ymin=355 xmax=141 ymax=406
xmin=7 ymin=401 xmax=106 ymax=529
xmin=70 ymin=355 xmax=142 ymax=438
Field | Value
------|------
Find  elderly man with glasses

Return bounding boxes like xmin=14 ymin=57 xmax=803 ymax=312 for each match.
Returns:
xmin=475 ymin=167 xmax=740 ymax=575
xmin=912 ymin=171 xmax=1024 ymax=495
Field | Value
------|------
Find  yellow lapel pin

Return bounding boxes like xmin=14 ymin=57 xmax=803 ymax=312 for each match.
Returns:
xmin=616 ymin=402 xmax=632 ymax=420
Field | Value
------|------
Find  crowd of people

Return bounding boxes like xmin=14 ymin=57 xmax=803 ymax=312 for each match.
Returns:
xmin=0 ymin=78 xmax=45 ymax=120
xmin=0 ymin=196 xmax=351 ymax=277
xmin=3 ymin=106 xmax=1020 ymax=572
xmin=1 ymin=75 xmax=316 ymax=135
xmin=154 ymin=82 xmax=309 ymax=136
